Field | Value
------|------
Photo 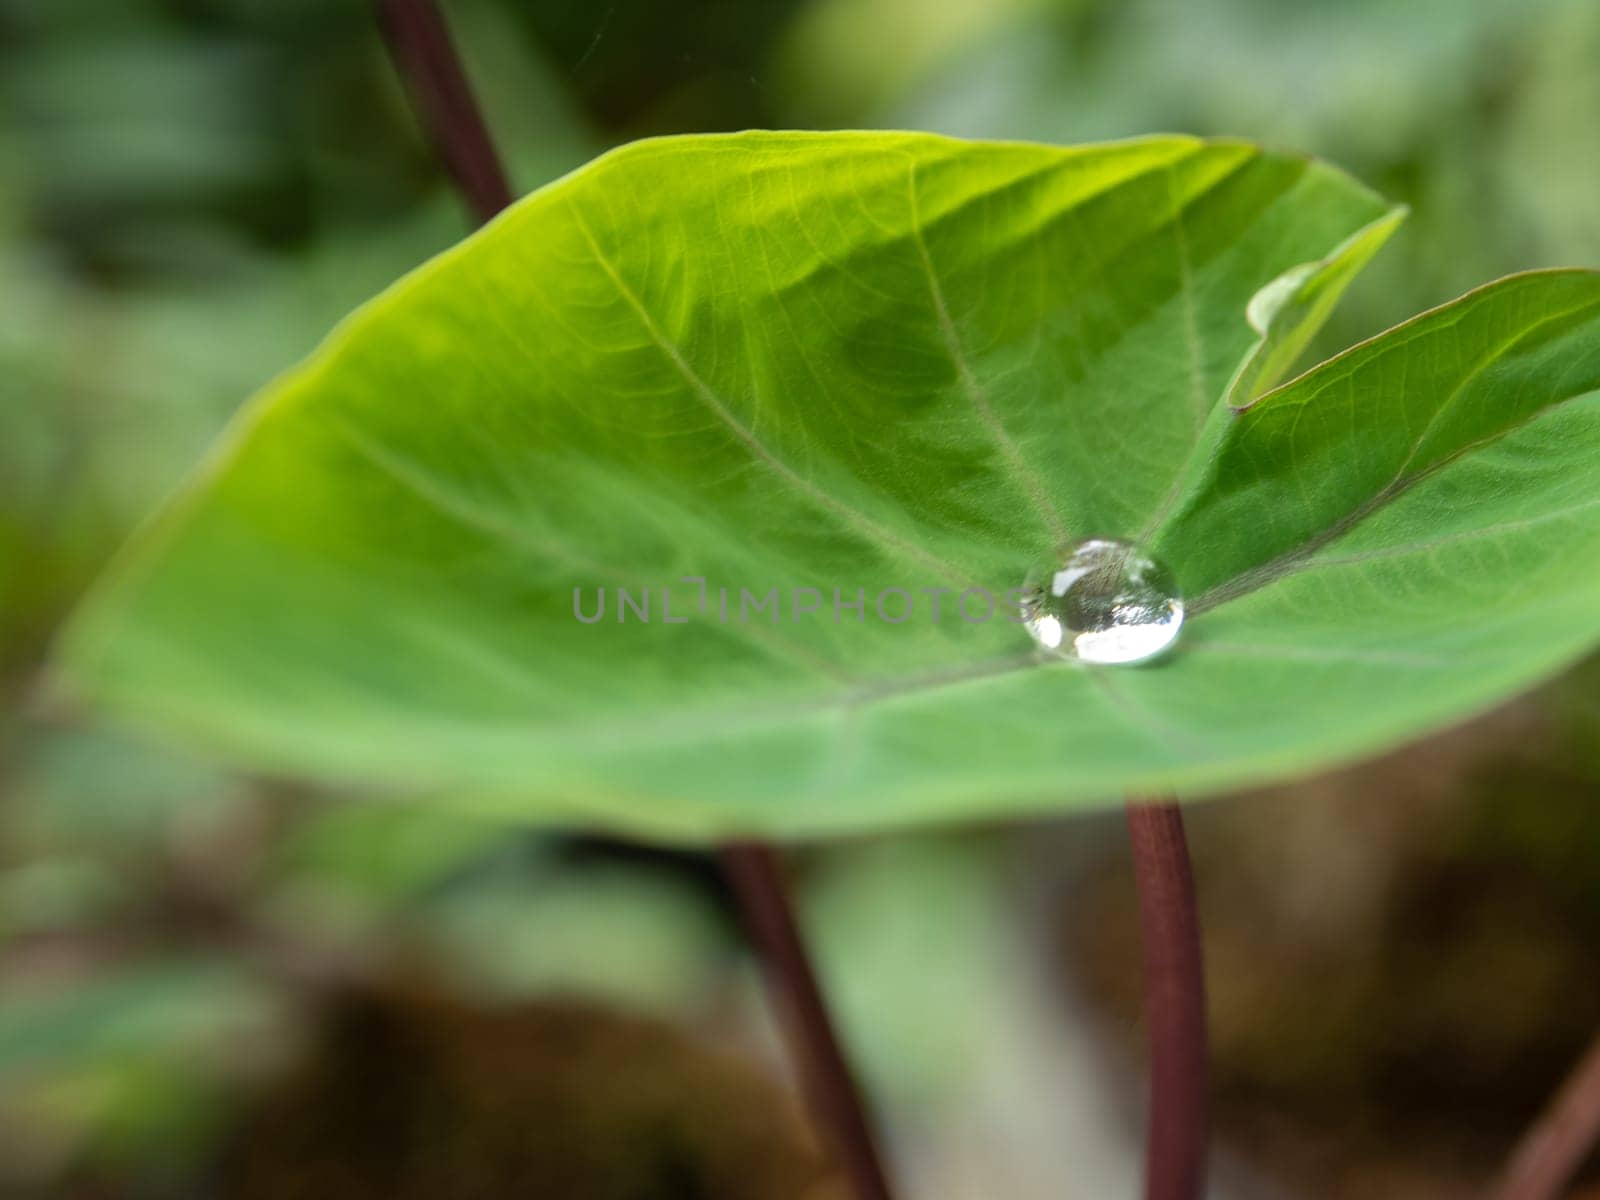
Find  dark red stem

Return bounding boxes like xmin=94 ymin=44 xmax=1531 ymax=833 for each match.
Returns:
xmin=720 ymin=842 xmax=895 ymax=1200
xmin=1127 ymin=799 xmax=1209 ymax=1200
xmin=370 ymin=8 xmax=892 ymax=1195
xmin=1489 ymin=1030 xmax=1600 ymax=1200
xmin=368 ymin=9 xmax=891 ymax=1192
xmin=373 ymin=0 xmax=513 ymax=223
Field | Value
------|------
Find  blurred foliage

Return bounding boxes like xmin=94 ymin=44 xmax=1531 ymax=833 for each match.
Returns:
xmin=517 ymin=0 xmax=804 ymax=136
xmin=0 ymin=958 xmax=287 ymax=1186
xmin=0 ymin=0 xmax=593 ymax=678
xmin=4 ymin=0 xmax=1600 ymax=1194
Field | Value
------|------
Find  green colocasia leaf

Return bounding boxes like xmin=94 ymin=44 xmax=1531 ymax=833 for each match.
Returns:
xmin=57 ymin=133 xmax=1600 ymax=838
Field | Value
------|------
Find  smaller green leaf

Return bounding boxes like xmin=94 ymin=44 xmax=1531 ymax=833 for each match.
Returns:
xmin=1223 ymin=205 xmax=1408 ymax=407
xmin=1158 ymin=268 xmax=1600 ymax=604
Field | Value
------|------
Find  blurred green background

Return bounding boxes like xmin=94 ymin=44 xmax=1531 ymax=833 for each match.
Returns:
xmin=4 ymin=1 xmax=1600 ymax=1196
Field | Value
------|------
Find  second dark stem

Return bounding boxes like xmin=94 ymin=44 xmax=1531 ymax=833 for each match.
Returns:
xmin=720 ymin=841 xmax=895 ymax=1200
xmin=367 ymin=6 xmax=893 ymax=1195
xmin=373 ymin=0 xmax=513 ymax=223
xmin=1127 ymin=799 xmax=1210 ymax=1200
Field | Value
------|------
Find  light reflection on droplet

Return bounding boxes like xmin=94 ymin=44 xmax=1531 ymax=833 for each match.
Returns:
xmin=1019 ymin=537 xmax=1183 ymax=666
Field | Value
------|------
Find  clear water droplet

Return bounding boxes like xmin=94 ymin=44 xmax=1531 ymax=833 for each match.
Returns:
xmin=1020 ymin=537 xmax=1184 ymax=665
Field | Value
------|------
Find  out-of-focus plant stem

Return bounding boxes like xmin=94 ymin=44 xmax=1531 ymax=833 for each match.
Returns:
xmin=720 ymin=842 xmax=896 ymax=1200
xmin=369 ymin=10 xmax=896 ymax=1196
xmin=373 ymin=0 xmax=512 ymax=223
xmin=1128 ymin=798 xmax=1209 ymax=1200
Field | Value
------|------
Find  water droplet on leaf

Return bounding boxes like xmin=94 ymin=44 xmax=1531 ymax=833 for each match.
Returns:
xmin=1020 ymin=538 xmax=1183 ymax=665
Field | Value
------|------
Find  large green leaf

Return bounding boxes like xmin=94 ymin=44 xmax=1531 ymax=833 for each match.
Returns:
xmin=57 ymin=132 xmax=1600 ymax=838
